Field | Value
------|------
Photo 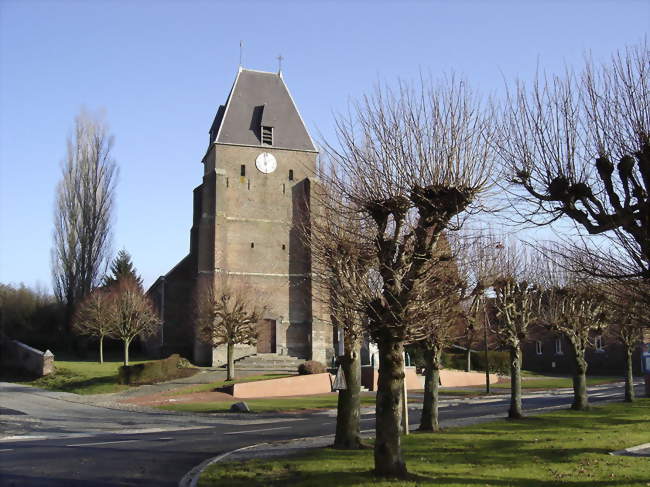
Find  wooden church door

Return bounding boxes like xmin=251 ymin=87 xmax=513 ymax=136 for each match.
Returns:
xmin=257 ymin=319 xmax=276 ymax=353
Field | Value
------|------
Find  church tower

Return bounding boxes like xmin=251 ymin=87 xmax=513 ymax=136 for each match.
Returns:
xmin=149 ymin=68 xmax=332 ymax=366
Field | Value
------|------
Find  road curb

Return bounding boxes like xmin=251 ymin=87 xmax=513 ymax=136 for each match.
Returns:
xmin=178 ymin=442 xmax=268 ymax=487
xmin=610 ymin=442 xmax=650 ymax=457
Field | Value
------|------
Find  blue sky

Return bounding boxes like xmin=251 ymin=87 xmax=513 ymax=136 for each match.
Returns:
xmin=1 ymin=0 xmax=648 ymax=291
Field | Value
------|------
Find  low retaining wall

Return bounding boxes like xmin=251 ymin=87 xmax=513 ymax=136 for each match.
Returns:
xmin=227 ymin=368 xmax=499 ymax=398
xmin=361 ymin=366 xmax=499 ymax=391
xmin=229 ymin=373 xmax=333 ymax=398
xmin=361 ymin=366 xmax=421 ymax=391
xmin=0 ymin=339 xmax=54 ymax=376
xmin=437 ymin=369 xmax=499 ymax=387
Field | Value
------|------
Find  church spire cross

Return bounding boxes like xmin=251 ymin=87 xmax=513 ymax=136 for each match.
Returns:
xmin=277 ymin=54 xmax=283 ymax=75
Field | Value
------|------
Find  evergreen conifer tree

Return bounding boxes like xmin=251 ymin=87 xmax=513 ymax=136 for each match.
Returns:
xmin=103 ymin=249 xmax=143 ymax=289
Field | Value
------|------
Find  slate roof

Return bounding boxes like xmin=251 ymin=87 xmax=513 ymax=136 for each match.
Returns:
xmin=212 ymin=68 xmax=316 ymax=152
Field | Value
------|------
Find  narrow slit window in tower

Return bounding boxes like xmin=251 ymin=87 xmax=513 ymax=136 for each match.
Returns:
xmin=251 ymin=242 xmax=255 ymax=249
xmin=288 ymin=169 xmax=294 ymax=181
xmin=240 ymin=164 xmax=246 ymax=177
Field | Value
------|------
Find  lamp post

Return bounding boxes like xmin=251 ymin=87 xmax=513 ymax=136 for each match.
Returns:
xmin=484 ymin=306 xmax=491 ymax=394
xmin=483 ymin=286 xmax=496 ymax=394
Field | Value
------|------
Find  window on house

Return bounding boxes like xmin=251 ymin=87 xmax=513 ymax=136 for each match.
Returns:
xmin=240 ymin=164 xmax=246 ymax=177
xmin=250 ymin=242 xmax=254 ymax=249
xmin=595 ymin=335 xmax=604 ymax=352
xmin=535 ymin=341 xmax=543 ymax=355
xmin=555 ymin=338 xmax=563 ymax=355
xmin=288 ymin=169 xmax=294 ymax=181
xmin=262 ymin=126 xmax=273 ymax=145
xmin=282 ymin=244 xmax=286 ymax=250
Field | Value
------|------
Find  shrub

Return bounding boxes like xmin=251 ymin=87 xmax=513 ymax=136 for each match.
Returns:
xmin=403 ymin=347 xmax=512 ymax=375
xmin=298 ymin=360 xmax=326 ymax=375
xmin=118 ymin=354 xmax=197 ymax=385
xmin=439 ymin=351 xmax=511 ymax=375
xmin=472 ymin=351 xmax=510 ymax=375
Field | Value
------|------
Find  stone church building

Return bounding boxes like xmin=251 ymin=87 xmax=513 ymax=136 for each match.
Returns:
xmin=147 ymin=67 xmax=332 ymax=366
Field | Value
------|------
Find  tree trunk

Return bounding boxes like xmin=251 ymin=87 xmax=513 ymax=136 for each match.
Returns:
xmin=570 ymin=342 xmax=589 ymax=410
xmin=123 ymin=338 xmax=131 ymax=366
xmin=465 ymin=347 xmax=471 ymax=372
xmin=99 ymin=335 xmax=104 ymax=364
xmin=624 ymin=344 xmax=634 ymax=403
xmin=374 ymin=339 xmax=407 ymax=478
xmin=334 ymin=334 xmax=363 ymax=449
xmin=419 ymin=347 xmax=441 ymax=431
xmin=227 ymin=342 xmax=235 ymax=381
xmin=508 ymin=344 xmax=524 ymax=419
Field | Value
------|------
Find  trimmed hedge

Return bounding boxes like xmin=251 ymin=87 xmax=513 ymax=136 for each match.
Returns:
xmin=118 ymin=354 xmax=197 ymax=385
xmin=441 ymin=351 xmax=510 ymax=375
xmin=298 ymin=360 xmax=326 ymax=375
xmin=406 ymin=346 xmax=511 ymax=376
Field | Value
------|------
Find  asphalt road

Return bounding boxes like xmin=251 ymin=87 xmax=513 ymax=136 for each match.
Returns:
xmin=0 ymin=381 xmax=642 ymax=487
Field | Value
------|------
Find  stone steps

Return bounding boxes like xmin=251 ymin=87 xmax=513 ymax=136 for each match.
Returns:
xmin=232 ymin=353 xmax=305 ymax=371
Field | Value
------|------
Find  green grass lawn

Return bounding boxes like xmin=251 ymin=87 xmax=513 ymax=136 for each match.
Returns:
xmin=167 ymin=373 xmax=294 ymax=396
xmin=438 ymin=389 xmax=491 ymax=397
xmin=492 ymin=375 xmax=620 ymax=390
xmin=158 ymin=392 xmax=380 ymax=413
xmin=3 ymin=356 xmax=148 ymax=395
xmin=199 ymin=399 xmax=650 ymax=487
xmin=26 ymin=359 xmax=146 ymax=395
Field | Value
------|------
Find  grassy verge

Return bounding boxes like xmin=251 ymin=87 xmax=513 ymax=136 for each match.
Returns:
xmin=167 ymin=373 xmax=294 ymax=396
xmin=199 ymin=399 xmax=650 ymax=487
xmin=7 ymin=359 xmax=148 ymax=395
xmin=158 ymin=392 xmax=379 ymax=413
xmin=493 ymin=375 xmax=620 ymax=390
xmin=438 ymin=389 xmax=490 ymax=397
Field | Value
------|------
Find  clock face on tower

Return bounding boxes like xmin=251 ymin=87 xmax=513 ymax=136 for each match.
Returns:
xmin=255 ymin=152 xmax=277 ymax=174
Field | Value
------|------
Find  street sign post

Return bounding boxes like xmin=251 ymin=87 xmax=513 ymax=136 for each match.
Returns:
xmin=332 ymin=365 xmax=347 ymax=391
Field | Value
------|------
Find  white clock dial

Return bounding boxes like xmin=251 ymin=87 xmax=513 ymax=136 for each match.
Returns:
xmin=255 ymin=152 xmax=277 ymax=174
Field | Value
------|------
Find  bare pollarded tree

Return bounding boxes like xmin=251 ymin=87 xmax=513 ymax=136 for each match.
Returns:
xmin=322 ymin=75 xmax=496 ymax=477
xmin=605 ymin=281 xmax=646 ymax=402
xmin=308 ymin=181 xmax=375 ymax=450
xmin=409 ymin=238 xmax=465 ymax=432
xmin=194 ymin=273 xmax=269 ymax=381
xmin=52 ymin=109 xmax=118 ymax=336
xmin=455 ymin=232 xmax=504 ymax=373
xmin=538 ymin=260 xmax=610 ymax=410
xmin=497 ymin=42 xmax=649 ymax=286
xmin=491 ymin=243 xmax=541 ymax=419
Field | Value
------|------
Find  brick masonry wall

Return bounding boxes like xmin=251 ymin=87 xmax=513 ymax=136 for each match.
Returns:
xmin=522 ymin=336 xmax=642 ymax=375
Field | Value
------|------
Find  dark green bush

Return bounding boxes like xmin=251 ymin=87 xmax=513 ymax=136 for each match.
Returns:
xmin=118 ymin=354 xmax=197 ymax=385
xmin=298 ymin=360 xmax=326 ymax=375
xmin=472 ymin=350 xmax=510 ymax=375
xmin=404 ymin=345 xmax=511 ymax=375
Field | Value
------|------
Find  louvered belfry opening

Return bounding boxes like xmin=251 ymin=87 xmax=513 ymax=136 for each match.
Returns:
xmin=261 ymin=125 xmax=273 ymax=145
